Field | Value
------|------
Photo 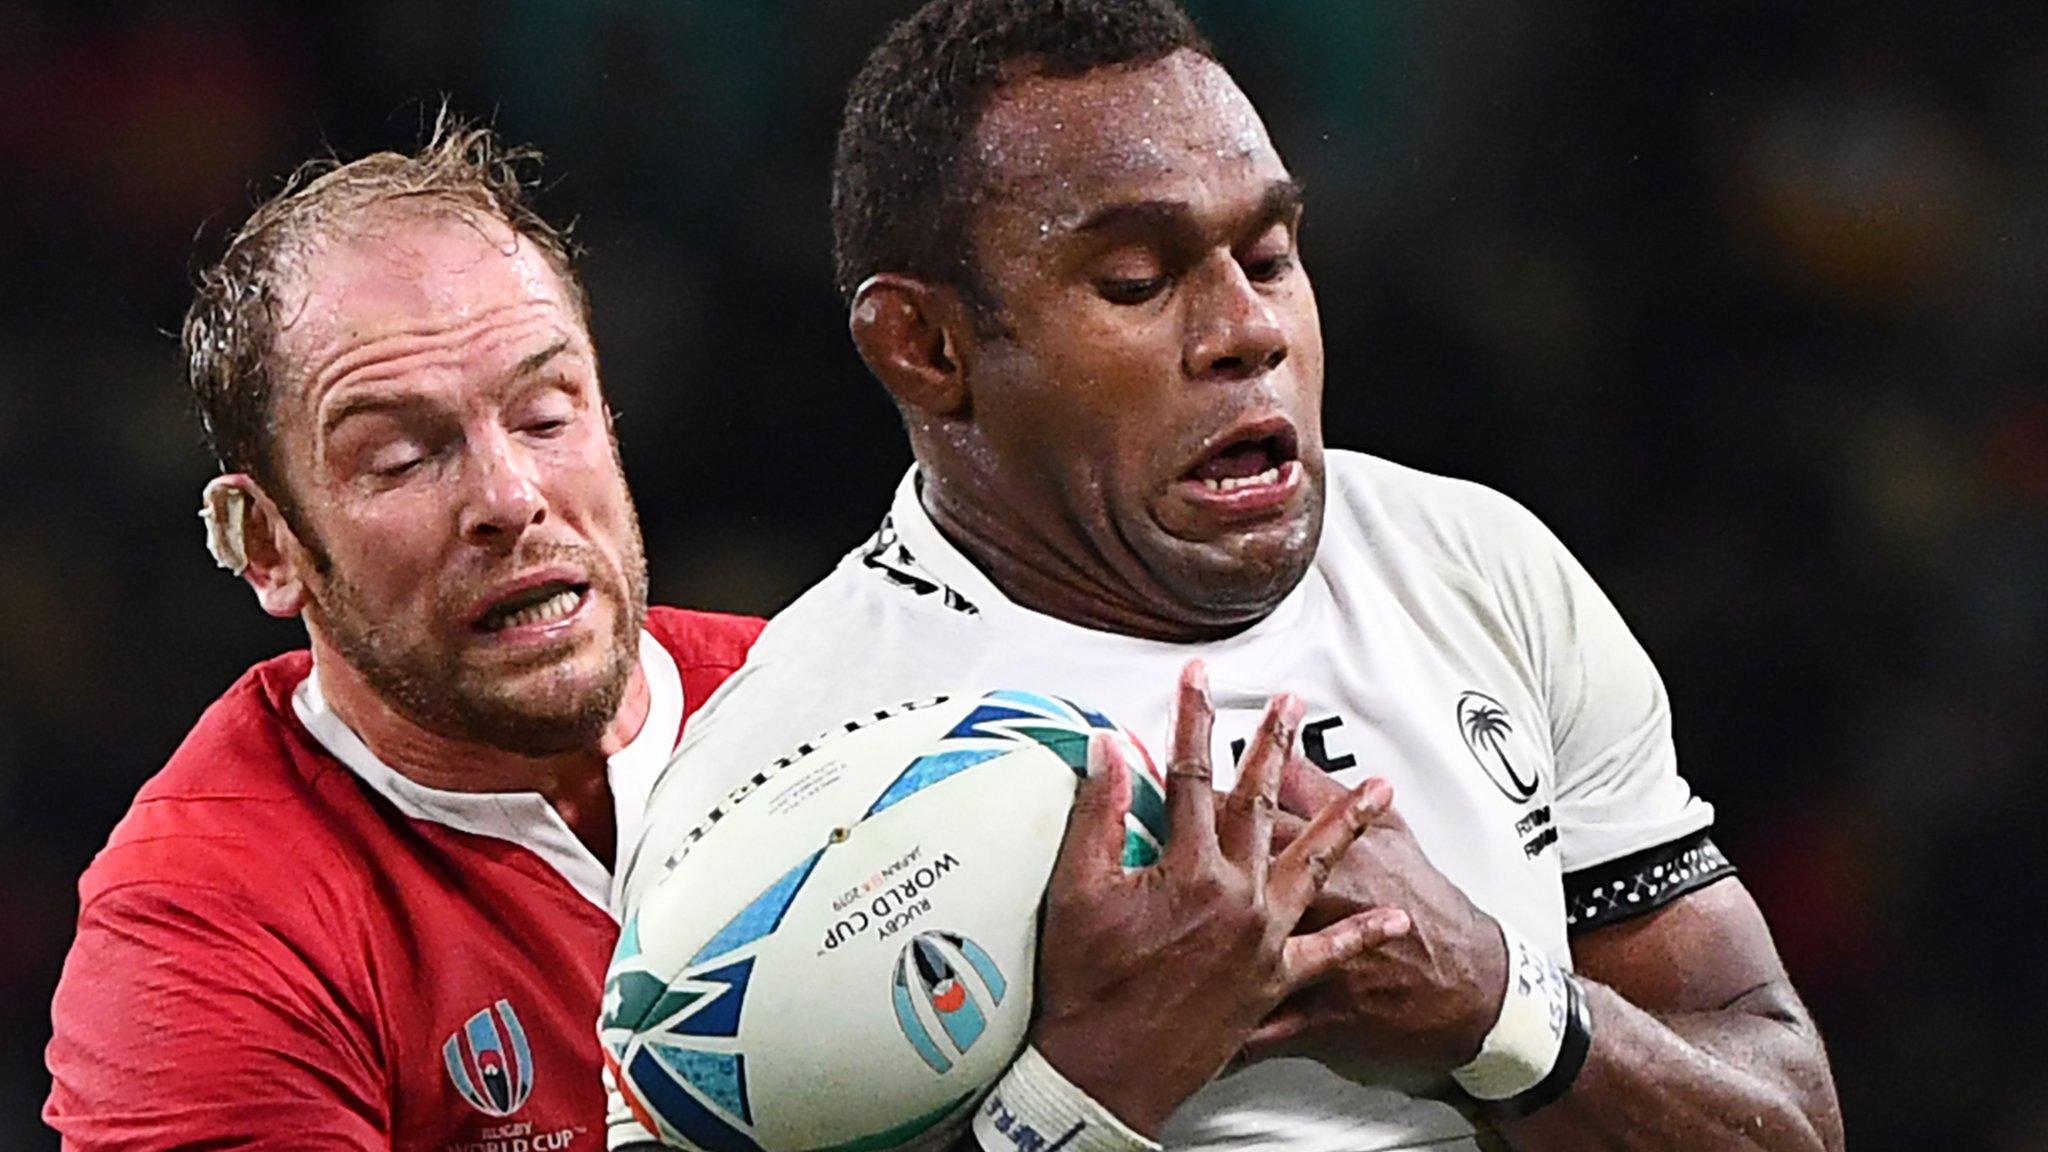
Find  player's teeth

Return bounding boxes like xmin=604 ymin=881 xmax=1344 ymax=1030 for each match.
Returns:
xmin=1204 ymin=467 xmax=1283 ymax=493
xmin=1197 ymin=466 xmax=1286 ymax=494
xmin=497 ymin=589 xmax=579 ymax=630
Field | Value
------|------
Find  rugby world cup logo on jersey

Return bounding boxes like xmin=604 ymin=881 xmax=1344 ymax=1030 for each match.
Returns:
xmin=443 ymin=999 xmax=534 ymax=1118
xmin=892 ymin=931 xmax=1008 ymax=1074
xmin=1456 ymin=690 xmax=1541 ymax=803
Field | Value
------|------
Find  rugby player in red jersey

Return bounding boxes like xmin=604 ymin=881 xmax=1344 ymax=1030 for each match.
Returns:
xmin=45 ymin=118 xmax=761 ymax=1151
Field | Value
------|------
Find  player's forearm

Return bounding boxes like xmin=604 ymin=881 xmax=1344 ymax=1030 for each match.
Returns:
xmin=1493 ymin=979 xmax=1843 ymax=1152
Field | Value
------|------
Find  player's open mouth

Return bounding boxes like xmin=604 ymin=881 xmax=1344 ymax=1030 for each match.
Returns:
xmin=1176 ymin=418 xmax=1304 ymax=517
xmin=471 ymin=579 xmax=591 ymax=635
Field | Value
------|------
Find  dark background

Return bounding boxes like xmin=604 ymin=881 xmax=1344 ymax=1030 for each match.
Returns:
xmin=3 ymin=1 xmax=2045 ymax=1147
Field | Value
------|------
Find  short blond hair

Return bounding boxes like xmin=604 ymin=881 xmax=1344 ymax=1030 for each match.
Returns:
xmin=182 ymin=108 xmax=586 ymax=498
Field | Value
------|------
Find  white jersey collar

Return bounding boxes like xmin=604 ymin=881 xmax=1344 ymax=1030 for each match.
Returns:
xmin=885 ymin=466 xmax=1319 ymax=656
xmin=292 ymin=630 xmax=684 ymax=912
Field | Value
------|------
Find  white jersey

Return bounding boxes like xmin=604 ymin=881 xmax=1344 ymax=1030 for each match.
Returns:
xmin=614 ymin=450 xmax=1721 ymax=1151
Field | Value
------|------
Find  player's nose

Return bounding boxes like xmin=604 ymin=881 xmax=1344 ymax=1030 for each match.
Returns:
xmin=457 ymin=428 xmax=546 ymax=546
xmin=1183 ymin=255 xmax=1287 ymax=382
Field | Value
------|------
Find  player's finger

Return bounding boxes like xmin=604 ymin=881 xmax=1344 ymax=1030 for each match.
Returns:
xmin=1268 ymin=806 xmax=1309 ymax=852
xmin=1271 ymin=772 xmax=1395 ymax=853
xmin=1242 ymin=1007 xmax=1318 ymax=1054
xmin=1056 ymin=733 xmax=1134 ymax=886
xmin=1268 ymin=777 xmax=1394 ymax=922
xmin=1217 ymin=694 xmax=1302 ymax=880
xmin=1163 ymin=660 xmax=1219 ymax=864
xmin=1278 ymin=906 xmax=1413 ymax=990
xmin=1277 ymin=751 xmax=1348 ymax=820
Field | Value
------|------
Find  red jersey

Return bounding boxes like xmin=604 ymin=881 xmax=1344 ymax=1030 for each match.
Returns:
xmin=46 ymin=606 xmax=763 ymax=1152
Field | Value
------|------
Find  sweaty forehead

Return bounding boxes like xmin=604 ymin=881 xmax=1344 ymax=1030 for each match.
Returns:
xmin=275 ymin=209 xmax=580 ymax=386
xmin=970 ymin=50 xmax=1283 ymax=215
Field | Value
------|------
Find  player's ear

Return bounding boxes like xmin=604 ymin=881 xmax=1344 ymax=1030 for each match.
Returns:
xmin=849 ymin=274 xmax=970 ymax=418
xmin=205 ymin=475 xmax=311 ymax=619
xmin=242 ymin=488 xmax=314 ymax=619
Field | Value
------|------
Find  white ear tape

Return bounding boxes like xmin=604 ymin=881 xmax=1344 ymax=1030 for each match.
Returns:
xmin=199 ymin=476 xmax=252 ymax=575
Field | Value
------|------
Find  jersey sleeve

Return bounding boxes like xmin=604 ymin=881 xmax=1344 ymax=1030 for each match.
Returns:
xmin=46 ymin=880 xmax=387 ymax=1151
xmin=1480 ymin=496 xmax=1717 ymax=878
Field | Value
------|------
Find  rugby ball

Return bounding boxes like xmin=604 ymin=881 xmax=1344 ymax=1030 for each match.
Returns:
xmin=601 ymin=690 xmax=1168 ymax=1152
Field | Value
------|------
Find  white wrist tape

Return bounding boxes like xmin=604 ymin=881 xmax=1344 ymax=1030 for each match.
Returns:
xmin=973 ymin=1046 xmax=1162 ymax=1152
xmin=1450 ymin=922 xmax=1573 ymax=1102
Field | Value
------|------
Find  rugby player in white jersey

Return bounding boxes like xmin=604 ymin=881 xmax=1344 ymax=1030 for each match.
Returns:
xmin=611 ymin=1 xmax=1845 ymax=1149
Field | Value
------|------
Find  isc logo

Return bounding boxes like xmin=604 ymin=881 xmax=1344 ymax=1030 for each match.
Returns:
xmin=890 ymin=931 xmax=1008 ymax=1073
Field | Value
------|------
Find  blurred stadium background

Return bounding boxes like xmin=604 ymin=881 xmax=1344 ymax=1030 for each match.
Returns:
xmin=2 ymin=1 xmax=2044 ymax=1147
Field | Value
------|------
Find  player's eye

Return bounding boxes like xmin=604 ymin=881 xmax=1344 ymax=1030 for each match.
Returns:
xmin=1098 ymin=276 xmax=1169 ymax=306
xmin=363 ymin=432 xmax=449 ymax=481
xmin=1241 ymin=224 xmax=1297 ymax=284
xmin=373 ymin=454 xmax=425 ymax=480
xmin=513 ymin=383 xmax=582 ymax=438
xmin=1243 ymin=251 xmax=1295 ymax=283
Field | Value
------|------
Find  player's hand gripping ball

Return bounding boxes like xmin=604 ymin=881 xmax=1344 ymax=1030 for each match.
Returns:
xmin=601 ymin=690 xmax=1167 ymax=1152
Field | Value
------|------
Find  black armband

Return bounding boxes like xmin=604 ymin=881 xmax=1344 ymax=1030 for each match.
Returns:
xmin=1564 ymin=829 xmax=1735 ymax=935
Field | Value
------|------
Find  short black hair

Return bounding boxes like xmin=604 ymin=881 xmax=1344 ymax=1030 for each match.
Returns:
xmin=831 ymin=0 xmax=1212 ymax=304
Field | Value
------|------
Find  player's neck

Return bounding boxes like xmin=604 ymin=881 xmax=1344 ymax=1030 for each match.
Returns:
xmin=918 ymin=467 xmax=1248 ymax=644
xmin=309 ymin=636 xmax=650 ymax=806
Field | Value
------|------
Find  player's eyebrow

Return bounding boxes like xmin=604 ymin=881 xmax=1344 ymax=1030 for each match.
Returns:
xmin=512 ymin=337 xmax=571 ymax=380
xmin=1253 ymin=179 xmax=1306 ymax=230
xmin=320 ymin=338 xmax=577 ymax=437
xmin=320 ymin=391 xmax=422 ymax=438
xmin=1072 ymin=198 xmax=1192 ymax=237
xmin=1070 ymin=177 xmax=1304 ymax=238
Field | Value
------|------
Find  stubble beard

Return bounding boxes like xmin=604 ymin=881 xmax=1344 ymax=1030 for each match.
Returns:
xmin=310 ymin=525 xmax=650 ymax=758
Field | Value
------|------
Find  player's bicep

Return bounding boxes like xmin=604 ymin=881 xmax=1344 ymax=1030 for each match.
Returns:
xmin=48 ymin=882 xmax=386 ymax=1150
xmin=1571 ymin=876 xmax=1793 ymax=1023
xmin=1571 ymin=875 xmax=1840 ymax=1141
